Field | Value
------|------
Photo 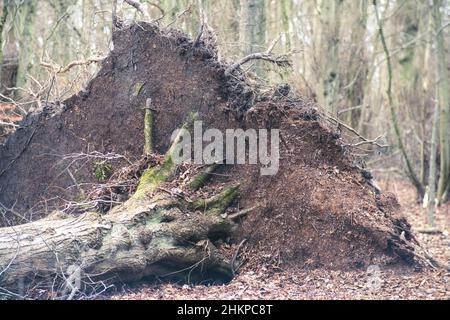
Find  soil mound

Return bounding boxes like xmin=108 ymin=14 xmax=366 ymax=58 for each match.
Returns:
xmin=0 ymin=22 xmax=430 ymax=271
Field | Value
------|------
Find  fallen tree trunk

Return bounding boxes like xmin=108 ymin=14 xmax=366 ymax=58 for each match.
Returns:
xmin=0 ymin=191 xmax=235 ymax=293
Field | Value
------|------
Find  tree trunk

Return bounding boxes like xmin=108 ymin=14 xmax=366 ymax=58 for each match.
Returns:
xmin=433 ymin=0 xmax=450 ymax=202
xmin=280 ymin=0 xmax=291 ymax=51
xmin=15 ymin=0 xmax=37 ymax=91
xmin=0 ymin=0 xmax=10 ymax=80
xmin=342 ymin=0 xmax=368 ymax=127
xmin=0 ymin=190 xmax=235 ymax=293
xmin=374 ymin=0 xmax=424 ymax=198
xmin=426 ymin=83 xmax=439 ymax=228
xmin=317 ymin=0 xmax=343 ymax=115
xmin=239 ymin=0 xmax=266 ymax=76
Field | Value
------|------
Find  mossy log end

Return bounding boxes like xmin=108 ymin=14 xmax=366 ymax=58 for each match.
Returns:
xmin=0 ymin=114 xmax=239 ymax=295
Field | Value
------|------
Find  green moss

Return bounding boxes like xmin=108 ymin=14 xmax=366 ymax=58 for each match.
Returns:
xmin=93 ymin=161 xmax=113 ymax=182
xmin=188 ymin=164 xmax=219 ymax=191
xmin=136 ymin=156 xmax=176 ymax=195
xmin=192 ymin=185 xmax=239 ymax=215
xmin=133 ymin=82 xmax=145 ymax=97
xmin=166 ymin=112 xmax=199 ymax=158
xmin=135 ymin=112 xmax=199 ymax=197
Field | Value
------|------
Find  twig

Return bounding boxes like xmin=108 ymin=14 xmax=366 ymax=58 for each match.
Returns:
xmin=58 ymin=55 xmax=106 ymax=73
xmin=123 ymin=0 xmax=150 ymax=21
xmin=266 ymin=33 xmax=283 ymax=54
xmin=327 ymin=114 xmax=388 ymax=148
xmin=40 ymin=10 xmax=70 ymax=66
xmin=228 ymin=206 xmax=258 ymax=221
xmin=225 ymin=53 xmax=291 ymax=76
xmin=337 ymin=105 xmax=364 ymax=115
xmin=192 ymin=0 xmax=205 ymax=48
xmin=231 ymin=239 xmax=247 ymax=276
xmin=0 ymin=120 xmax=19 ymax=128
xmin=344 ymin=135 xmax=388 ymax=148
xmin=166 ymin=5 xmax=192 ymax=28
xmin=41 ymin=55 xmax=105 ymax=74
xmin=225 ymin=32 xmax=292 ymax=76
xmin=148 ymin=2 xmax=165 ymax=22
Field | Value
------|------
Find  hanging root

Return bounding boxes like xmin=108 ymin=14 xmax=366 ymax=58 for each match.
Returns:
xmin=143 ymin=98 xmax=154 ymax=156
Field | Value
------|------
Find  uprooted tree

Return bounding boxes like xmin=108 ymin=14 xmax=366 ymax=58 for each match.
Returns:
xmin=0 ymin=23 xmax=440 ymax=296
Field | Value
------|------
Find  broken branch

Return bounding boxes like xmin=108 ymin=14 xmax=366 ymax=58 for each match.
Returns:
xmin=0 ymin=121 xmax=19 ymax=128
xmin=327 ymin=114 xmax=389 ymax=149
xmin=40 ymin=54 xmax=105 ymax=74
xmin=123 ymin=0 xmax=150 ymax=21
xmin=143 ymin=98 xmax=154 ymax=156
xmin=225 ymin=53 xmax=291 ymax=76
xmin=227 ymin=206 xmax=258 ymax=221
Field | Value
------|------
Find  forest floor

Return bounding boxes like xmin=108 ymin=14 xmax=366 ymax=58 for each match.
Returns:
xmin=109 ymin=180 xmax=449 ymax=300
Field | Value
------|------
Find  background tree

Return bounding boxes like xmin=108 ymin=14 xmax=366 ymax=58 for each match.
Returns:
xmin=432 ymin=0 xmax=450 ymax=203
xmin=239 ymin=0 xmax=266 ymax=76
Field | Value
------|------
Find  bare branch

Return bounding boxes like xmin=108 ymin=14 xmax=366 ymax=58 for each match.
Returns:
xmin=344 ymin=135 xmax=388 ymax=148
xmin=58 ymin=55 xmax=106 ymax=73
xmin=123 ymin=0 xmax=150 ymax=21
xmin=148 ymin=2 xmax=165 ymax=21
xmin=167 ymin=5 xmax=192 ymax=28
xmin=326 ymin=114 xmax=388 ymax=149
xmin=40 ymin=54 xmax=105 ymax=75
xmin=231 ymin=239 xmax=247 ymax=276
xmin=0 ymin=120 xmax=19 ymax=128
xmin=337 ymin=105 xmax=364 ymax=116
xmin=225 ymin=53 xmax=291 ymax=76
xmin=227 ymin=206 xmax=258 ymax=221
xmin=266 ymin=33 xmax=283 ymax=54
